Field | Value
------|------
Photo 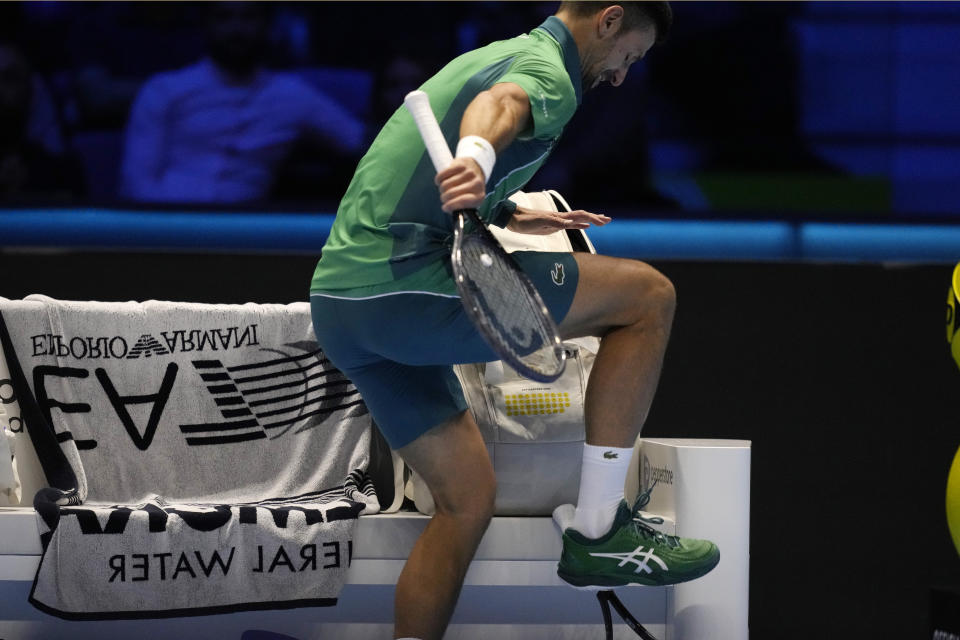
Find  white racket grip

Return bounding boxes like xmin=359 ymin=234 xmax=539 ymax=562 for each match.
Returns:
xmin=404 ymin=90 xmax=454 ymax=172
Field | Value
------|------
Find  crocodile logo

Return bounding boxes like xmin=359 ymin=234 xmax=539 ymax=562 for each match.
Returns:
xmin=551 ymin=263 xmax=565 ymax=286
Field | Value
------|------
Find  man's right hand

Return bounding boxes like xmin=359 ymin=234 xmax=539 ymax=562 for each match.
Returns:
xmin=437 ymin=82 xmax=532 ymax=214
xmin=435 ymin=157 xmax=486 ymax=212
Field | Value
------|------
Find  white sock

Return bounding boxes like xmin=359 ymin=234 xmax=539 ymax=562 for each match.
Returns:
xmin=571 ymin=444 xmax=633 ymax=539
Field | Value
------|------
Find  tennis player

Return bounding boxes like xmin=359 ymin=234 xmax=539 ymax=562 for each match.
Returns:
xmin=310 ymin=3 xmax=718 ymax=638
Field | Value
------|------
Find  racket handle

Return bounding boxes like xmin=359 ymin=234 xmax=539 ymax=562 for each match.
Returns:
xmin=404 ymin=90 xmax=454 ymax=172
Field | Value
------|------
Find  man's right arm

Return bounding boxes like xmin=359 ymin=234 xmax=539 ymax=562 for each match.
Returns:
xmin=438 ymin=82 xmax=610 ymax=235
xmin=459 ymin=82 xmax=532 ymax=154
xmin=435 ymin=82 xmax=532 ymax=213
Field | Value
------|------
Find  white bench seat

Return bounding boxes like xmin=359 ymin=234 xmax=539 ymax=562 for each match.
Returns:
xmin=0 ymin=508 xmax=669 ymax=639
xmin=0 ymin=438 xmax=748 ymax=640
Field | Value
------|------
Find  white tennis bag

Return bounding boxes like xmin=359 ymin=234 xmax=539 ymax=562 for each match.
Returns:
xmin=406 ymin=190 xmax=600 ymax=516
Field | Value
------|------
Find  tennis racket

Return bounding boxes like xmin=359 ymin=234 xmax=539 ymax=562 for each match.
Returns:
xmin=403 ymin=90 xmax=566 ymax=383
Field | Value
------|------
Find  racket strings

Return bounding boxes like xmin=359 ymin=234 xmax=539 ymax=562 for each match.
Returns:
xmin=459 ymin=236 xmax=559 ymax=372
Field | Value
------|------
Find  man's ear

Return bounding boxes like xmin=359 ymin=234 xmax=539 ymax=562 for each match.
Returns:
xmin=597 ymin=5 xmax=625 ymax=39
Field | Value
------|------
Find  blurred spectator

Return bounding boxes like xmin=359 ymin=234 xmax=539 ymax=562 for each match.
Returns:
xmin=120 ymin=2 xmax=365 ymax=205
xmin=0 ymin=43 xmax=83 ymax=202
xmin=60 ymin=3 xmax=205 ymax=130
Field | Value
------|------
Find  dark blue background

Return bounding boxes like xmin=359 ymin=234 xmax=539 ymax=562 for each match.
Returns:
xmin=3 ymin=5 xmax=960 ymax=637
xmin=2 ymin=1 xmax=959 ymax=221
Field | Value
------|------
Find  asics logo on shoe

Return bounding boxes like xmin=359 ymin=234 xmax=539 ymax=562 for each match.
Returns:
xmin=589 ymin=545 xmax=669 ymax=575
xmin=603 ymin=451 xmax=618 ymax=459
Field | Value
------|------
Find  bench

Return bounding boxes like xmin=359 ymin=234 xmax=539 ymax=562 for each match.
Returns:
xmin=0 ymin=294 xmax=749 ymax=639
xmin=0 ymin=408 xmax=750 ymax=639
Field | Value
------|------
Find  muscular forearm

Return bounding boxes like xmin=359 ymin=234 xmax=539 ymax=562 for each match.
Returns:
xmin=435 ymin=83 xmax=532 ymax=213
xmin=459 ymin=83 xmax=531 ymax=153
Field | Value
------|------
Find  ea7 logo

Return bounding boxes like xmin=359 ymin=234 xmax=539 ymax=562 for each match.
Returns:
xmin=30 ymin=341 xmax=366 ymax=452
xmin=32 ymin=363 xmax=178 ymax=451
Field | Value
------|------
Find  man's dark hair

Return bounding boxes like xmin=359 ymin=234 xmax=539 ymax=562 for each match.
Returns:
xmin=558 ymin=2 xmax=673 ymax=44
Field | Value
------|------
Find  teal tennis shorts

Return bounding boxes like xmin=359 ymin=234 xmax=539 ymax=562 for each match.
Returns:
xmin=311 ymin=251 xmax=579 ymax=449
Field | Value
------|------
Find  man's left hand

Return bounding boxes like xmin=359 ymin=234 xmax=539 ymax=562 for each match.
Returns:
xmin=506 ymin=206 xmax=611 ymax=235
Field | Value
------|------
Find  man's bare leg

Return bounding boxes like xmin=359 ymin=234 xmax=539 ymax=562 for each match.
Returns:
xmin=555 ymin=253 xmax=675 ymax=537
xmin=393 ymin=410 xmax=496 ymax=640
xmin=555 ymin=254 xmax=720 ymax=586
xmin=559 ymin=253 xmax=676 ymax=447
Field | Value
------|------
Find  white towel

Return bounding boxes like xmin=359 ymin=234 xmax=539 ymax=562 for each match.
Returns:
xmin=0 ymin=295 xmax=378 ymax=618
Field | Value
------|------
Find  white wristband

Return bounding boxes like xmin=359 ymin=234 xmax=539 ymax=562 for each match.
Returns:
xmin=455 ymin=135 xmax=496 ymax=183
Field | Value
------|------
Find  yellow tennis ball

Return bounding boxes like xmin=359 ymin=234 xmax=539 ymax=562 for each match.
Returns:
xmin=951 ymin=263 xmax=960 ymax=373
xmin=947 ymin=445 xmax=960 ymax=557
xmin=947 ymin=263 xmax=960 ymax=558
xmin=954 ymin=262 xmax=960 ymax=301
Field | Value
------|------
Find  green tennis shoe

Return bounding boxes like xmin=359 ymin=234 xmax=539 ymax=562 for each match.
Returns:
xmin=557 ymin=489 xmax=720 ymax=589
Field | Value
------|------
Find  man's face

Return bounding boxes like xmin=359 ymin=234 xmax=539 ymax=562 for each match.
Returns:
xmin=207 ymin=3 xmax=268 ymax=74
xmin=585 ymin=25 xmax=657 ymax=91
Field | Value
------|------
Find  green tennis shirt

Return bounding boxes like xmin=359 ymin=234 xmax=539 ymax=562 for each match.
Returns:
xmin=310 ymin=17 xmax=583 ymax=297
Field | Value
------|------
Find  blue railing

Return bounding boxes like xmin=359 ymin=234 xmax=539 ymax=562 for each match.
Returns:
xmin=1 ymin=208 xmax=958 ymax=263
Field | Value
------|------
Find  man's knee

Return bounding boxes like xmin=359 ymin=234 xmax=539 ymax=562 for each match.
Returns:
xmin=434 ymin=469 xmax=496 ymax=527
xmin=564 ymin=254 xmax=677 ymax=338
xmin=646 ymin=264 xmax=676 ymax=323
xmin=623 ymin=260 xmax=676 ymax=326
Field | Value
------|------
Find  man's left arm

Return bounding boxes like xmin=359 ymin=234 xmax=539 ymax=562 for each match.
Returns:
xmin=507 ymin=205 xmax=610 ymax=235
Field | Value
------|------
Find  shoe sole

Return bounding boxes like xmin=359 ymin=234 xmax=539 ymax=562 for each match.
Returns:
xmin=557 ymin=574 xmax=651 ymax=591
xmin=557 ymin=552 xmax=720 ymax=590
xmin=558 ymin=569 xmax=661 ymax=590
